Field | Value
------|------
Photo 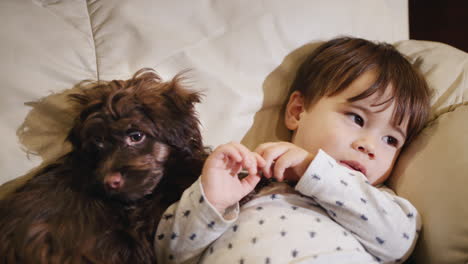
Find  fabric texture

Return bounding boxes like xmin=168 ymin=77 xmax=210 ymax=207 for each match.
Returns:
xmin=156 ymin=150 xmax=420 ymax=264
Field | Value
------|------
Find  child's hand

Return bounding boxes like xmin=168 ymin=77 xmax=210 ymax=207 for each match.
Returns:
xmin=201 ymin=142 xmax=265 ymax=214
xmin=255 ymin=142 xmax=315 ymax=182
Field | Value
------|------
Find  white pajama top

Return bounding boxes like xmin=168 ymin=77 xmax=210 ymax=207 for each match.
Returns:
xmin=155 ymin=149 xmax=421 ymax=264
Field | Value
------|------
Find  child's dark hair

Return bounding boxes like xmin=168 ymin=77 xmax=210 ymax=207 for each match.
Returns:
xmin=289 ymin=37 xmax=431 ymax=145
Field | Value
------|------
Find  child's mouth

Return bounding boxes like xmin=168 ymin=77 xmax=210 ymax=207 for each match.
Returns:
xmin=339 ymin=160 xmax=367 ymax=176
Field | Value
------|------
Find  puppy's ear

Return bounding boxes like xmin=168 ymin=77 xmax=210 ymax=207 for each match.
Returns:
xmin=65 ymin=80 xmax=118 ymax=151
xmin=66 ymin=81 xmax=106 ymax=151
xmin=137 ymin=72 xmax=201 ymax=118
xmin=164 ymin=74 xmax=201 ymax=110
xmin=160 ymin=75 xmax=204 ymax=158
xmin=137 ymin=72 xmax=204 ymax=158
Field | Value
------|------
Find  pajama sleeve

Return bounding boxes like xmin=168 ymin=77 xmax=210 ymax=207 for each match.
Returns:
xmin=295 ymin=149 xmax=421 ymax=263
xmin=155 ymin=177 xmax=239 ymax=264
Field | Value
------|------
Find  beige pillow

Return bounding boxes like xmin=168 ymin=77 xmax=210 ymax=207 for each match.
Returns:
xmin=388 ymin=41 xmax=468 ymax=264
xmin=390 ymin=106 xmax=468 ymax=264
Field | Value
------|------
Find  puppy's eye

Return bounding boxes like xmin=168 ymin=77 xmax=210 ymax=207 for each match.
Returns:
xmin=126 ymin=131 xmax=146 ymax=145
xmin=92 ymin=136 xmax=105 ymax=148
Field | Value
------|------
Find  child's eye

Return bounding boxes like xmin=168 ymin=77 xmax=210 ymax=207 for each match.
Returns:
xmin=383 ymin=136 xmax=399 ymax=147
xmin=347 ymin=113 xmax=364 ymax=127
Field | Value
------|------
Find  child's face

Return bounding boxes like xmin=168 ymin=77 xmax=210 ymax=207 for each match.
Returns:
xmin=285 ymin=71 xmax=408 ymax=185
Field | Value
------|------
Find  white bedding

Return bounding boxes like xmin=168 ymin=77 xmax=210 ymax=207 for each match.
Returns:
xmin=0 ymin=0 xmax=408 ymax=184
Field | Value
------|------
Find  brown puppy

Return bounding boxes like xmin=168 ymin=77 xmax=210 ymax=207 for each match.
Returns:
xmin=0 ymin=68 xmax=207 ymax=264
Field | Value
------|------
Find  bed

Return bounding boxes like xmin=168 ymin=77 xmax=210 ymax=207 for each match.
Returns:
xmin=0 ymin=0 xmax=467 ymax=263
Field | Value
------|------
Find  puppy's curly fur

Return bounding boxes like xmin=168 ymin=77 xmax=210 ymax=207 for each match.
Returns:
xmin=0 ymin=69 xmax=207 ymax=264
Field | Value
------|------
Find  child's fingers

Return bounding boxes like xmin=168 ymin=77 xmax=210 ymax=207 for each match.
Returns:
xmin=253 ymin=153 xmax=266 ymax=168
xmin=230 ymin=160 xmax=243 ymax=176
xmin=229 ymin=142 xmax=259 ymax=176
xmin=214 ymin=143 xmax=243 ymax=163
xmin=254 ymin=143 xmax=270 ymax=177
xmin=254 ymin=142 xmax=277 ymax=157
xmin=240 ymin=172 xmax=262 ymax=191
xmin=253 ymin=152 xmax=271 ymax=178
xmin=256 ymin=143 xmax=289 ymax=178
xmin=245 ymin=153 xmax=258 ymax=176
xmin=215 ymin=142 xmax=252 ymax=164
xmin=272 ymin=149 xmax=300 ymax=181
xmin=243 ymin=153 xmax=265 ymax=178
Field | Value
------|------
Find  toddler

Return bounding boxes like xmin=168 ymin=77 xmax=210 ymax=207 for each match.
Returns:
xmin=155 ymin=37 xmax=431 ymax=264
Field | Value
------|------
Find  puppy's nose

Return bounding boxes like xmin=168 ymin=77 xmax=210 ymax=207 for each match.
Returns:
xmin=104 ymin=172 xmax=124 ymax=190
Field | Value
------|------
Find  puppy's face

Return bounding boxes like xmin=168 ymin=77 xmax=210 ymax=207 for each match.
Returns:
xmin=80 ymin=110 xmax=170 ymax=201
xmin=68 ymin=69 xmax=202 ymax=201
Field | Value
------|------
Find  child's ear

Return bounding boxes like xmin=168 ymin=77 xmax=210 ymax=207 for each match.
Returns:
xmin=284 ymin=91 xmax=305 ymax=131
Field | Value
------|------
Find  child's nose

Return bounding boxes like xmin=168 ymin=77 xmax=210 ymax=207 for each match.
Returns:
xmin=352 ymin=138 xmax=375 ymax=159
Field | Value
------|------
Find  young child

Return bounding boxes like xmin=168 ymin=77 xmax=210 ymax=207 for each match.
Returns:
xmin=155 ymin=37 xmax=431 ymax=264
